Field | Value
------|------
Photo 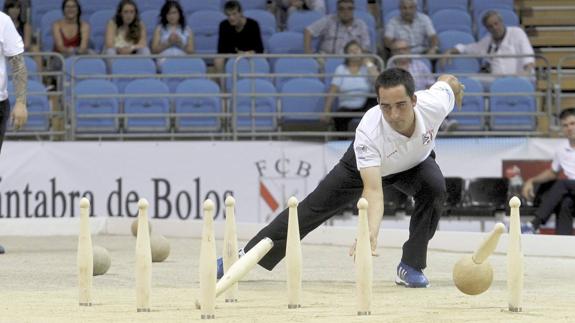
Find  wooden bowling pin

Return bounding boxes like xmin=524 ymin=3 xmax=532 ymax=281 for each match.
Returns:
xmin=135 ymin=198 xmax=152 ymax=312
xmin=223 ymin=195 xmax=239 ymax=303
xmin=507 ymin=196 xmax=523 ymax=312
xmin=286 ymin=196 xmax=302 ymax=309
xmin=199 ymin=199 xmax=217 ymax=319
xmin=355 ymin=198 xmax=372 ymax=316
xmin=77 ymin=197 xmax=93 ymax=306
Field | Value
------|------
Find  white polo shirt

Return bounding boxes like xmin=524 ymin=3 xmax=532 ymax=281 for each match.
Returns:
xmin=354 ymin=81 xmax=454 ymax=176
xmin=552 ymin=142 xmax=575 ymax=179
xmin=0 ymin=12 xmax=24 ymax=101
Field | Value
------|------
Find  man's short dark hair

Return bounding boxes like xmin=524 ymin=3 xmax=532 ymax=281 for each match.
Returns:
xmin=374 ymin=68 xmax=416 ymax=98
xmin=224 ymin=0 xmax=242 ymax=12
xmin=559 ymin=108 xmax=575 ymax=121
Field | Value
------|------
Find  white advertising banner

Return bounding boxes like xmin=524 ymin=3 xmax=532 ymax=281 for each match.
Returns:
xmin=0 ymin=141 xmax=327 ymax=224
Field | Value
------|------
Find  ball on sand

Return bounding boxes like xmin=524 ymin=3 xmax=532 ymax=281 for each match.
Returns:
xmin=93 ymin=245 xmax=111 ymax=276
xmin=131 ymin=219 xmax=152 ymax=237
xmin=452 ymin=255 xmax=493 ymax=295
xmin=151 ymin=234 xmax=170 ymax=262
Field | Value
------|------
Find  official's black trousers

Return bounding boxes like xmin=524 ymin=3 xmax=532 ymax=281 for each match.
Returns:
xmin=244 ymin=142 xmax=446 ymax=271
xmin=533 ymin=180 xmax=575 ymax=235
xmin=0 ymin=99 xmax=10 ymax=154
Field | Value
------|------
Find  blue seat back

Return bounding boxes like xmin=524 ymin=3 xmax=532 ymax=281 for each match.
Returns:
xmin=139 ymin=9 xmax=159 ymax=43
xmin=327 ymin=0 xmax=368 ymax=13
xmin=280 ymin=78 xmax=325 ymax=123
xmin=438 ymin=30 xmax=475 ymax=52
xmin=274 ymin=57 xmax=319 ymax=90
xmin=110 ymin=58 xmax=157 ymax=91
xmin=268 ymin=32 xmax=304 ymax=54
xmin=286 ymin=10 xmax=323 ymax=33
xmin=184 ymin=0 xmax=221 ymax=15
xmin=162 ymin=57 xmax=207 ymax=91
xmin=67 ymin=57 xmax=107 ymax=82
xmin=432 ymin=9 xmax=472 ymax=33
xmin=427 ymin=0 xmax=468 ymax=15
xmin=188 ymin=10 xmax=226 ymax=54
xmin=235 ymin=79 xmax=277 ymax=131
xmin=40 ymin=9 xmax=62 ymax=51
xmin=489 ymin=77 xmax=536 ymax=131
xmin=124 ymin=78 xmax=170 ymax=132
xmin=8 ymin=80 xmax=50 ymax=131
xmin=174 ymin=79 xmax=222 ymax=131
xmin=88 ymin=9 xmax=115 ymax=51
xmin=226 ymin=57 xmax=270 ymax=91
xmin=240 ymin=0 xmax=268 ymax=10
xmin=244 ymin=9 xmax=277 ymax=51
xmin=74 ymin=79 xmax=120 ymax=132
xmin=450 ymin=77 xmax=485 ymax=130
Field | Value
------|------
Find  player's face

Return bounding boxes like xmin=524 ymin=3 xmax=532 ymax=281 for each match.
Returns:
xmin=378 ymin=85 xmax=417 ymax=136
xmin=560 ymin=115 xmax=575 ymax=140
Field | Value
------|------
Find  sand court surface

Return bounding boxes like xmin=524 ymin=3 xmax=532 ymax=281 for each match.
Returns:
xmin=0 ymin=234 xmax=574 ymax=322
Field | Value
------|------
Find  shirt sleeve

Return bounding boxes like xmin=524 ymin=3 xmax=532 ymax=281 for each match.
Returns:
xmin=422 ymin=14 xmax=436 ymax=36
xmin=305 ymin=16 xmax=328 ymax=37
xmin=515 ymin=28 xmax=535 ymax=67
xmin=354 ymin=128 xmax=381 ymax=169
xmin=551 ymin=151 xmax=562 ymax=173
xmin=455 ymin=35 xmax=490 ymax=55
xmin=384 ymin=18 xmax=397 ymax=38
xmin=419 ymin=81 xmax=455 ymax=117
xmin=331 ymin=64 xmax=345 ymax=87
xmin=250 ymin=20 xmax=264 ymax=53
xmin=2 ymin=16 xmax=24 ymax=57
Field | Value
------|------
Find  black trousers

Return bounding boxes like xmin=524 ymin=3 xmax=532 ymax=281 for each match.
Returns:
xmin=244 ymin=142 xmax=446 ymax=271
xmin=533 ymin=180 xmax=575 ymax=235
xmin=0 ymin=99 xmax=10 ymax=154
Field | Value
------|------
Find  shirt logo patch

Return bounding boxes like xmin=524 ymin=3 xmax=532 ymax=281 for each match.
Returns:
xmin=355 ymin=144 xmax=368 ymax=160
xmin=422 ymin=129 xmax=433 ymax=145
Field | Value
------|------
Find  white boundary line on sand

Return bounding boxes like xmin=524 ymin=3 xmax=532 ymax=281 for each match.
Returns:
xmin=0 ymin=217 xmax=573 ymax=258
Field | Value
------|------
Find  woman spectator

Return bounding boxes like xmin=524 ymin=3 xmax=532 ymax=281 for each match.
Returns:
xmin=52 ymin=0 xmax=91 ymax=56
xmin=151 ymin=0 xmax=194 ymax=65
xmin=322 ymin=40 xmax=379 ymax=132
xmin=3 ymin=0 xmax=41 ymax=69
xmin=104 ymin=0 xmax=150 ymax=55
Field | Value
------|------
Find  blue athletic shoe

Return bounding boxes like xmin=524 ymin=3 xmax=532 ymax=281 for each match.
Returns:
xmin=521 ymin=222 xmax=537 ymax=234
xmin=395 ymin=261 xmax=430 ymax=288
xmin=217 ymin=257 xmax=224 ymax=279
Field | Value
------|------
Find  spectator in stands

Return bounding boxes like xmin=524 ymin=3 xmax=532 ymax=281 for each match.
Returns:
xmin=151 ymin=0 xmax=194 ymax=66
xmin=387 ymin=39 xmax=433 ymax=91
xmin=383 ymin=0 xmax=438 ymax=55
xmin=52 ymin=0 xmax=91 ymax=57
xmin=282 ymin=0 xmax=326 ymax=14
xmin=521 ymin=108 xmax=575 ymax=235
xmin=215 ymin=1 xmax=264 ymax=81
xmin=322 ymin=40 xmax=379 ymax=132
xmin=104 ymin=0 xmax=150 ymax=55
xmin=441 ymin=10 xmax=535 ymax=85
xmin=304 ymin=0 xmax=370 ymax=54
xmin=3 ymin=0 xmax=41 ymax=69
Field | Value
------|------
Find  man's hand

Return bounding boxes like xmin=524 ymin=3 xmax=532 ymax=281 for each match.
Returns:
xmin=455 ymin=83 xmax=465 ymax=109
xmin=348 ymin=235 xmax=378 ymax=259
xmin=438 ymin=74 xmax=465 ymax=110
xmin=522 ymin=180 xmax=535 ymax=201
xmin=10 ymin=101 xmax=28 ymax=130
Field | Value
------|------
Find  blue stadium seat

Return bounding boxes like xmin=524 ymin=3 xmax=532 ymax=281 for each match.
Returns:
xmin=489 ymin=77 xmax=536 ymax=131
xmin=274 ymin=57 xmax=320 ymax=90
xmin=473 ymin=0 xmax=514 ymax=16
xmin=67 ymin=57 xmax=107 ymax=83
xmin=225 ymin=57 xmax=270 ymax=91
xmin=354 ymin=10 xmax=377 ymax=52
xmin=123 ymin=78 xmax=171 ymax=132
xmin=140 ymin=9 xmax=159 ymax=43
xmin=88 ymin=9 xmax=115 ymax=51
xmin=431 ymin=9 xmax=472 ymax=33
xmin=324 ymin=57 xmax=344 ymax=84
xmin=381 ymin=0 xmax=424 ymax=17
xmin=135 ymin=0 xmax=166 ymax=12
xmin=31 ymin=0 xmax=59 ymax=26
xmin=438 ymin=30 xmax=475 ymax=52
xmin=161 ymin=57 xmax=207 ymax=92
xmin=79 ymin=0 xmax=117 ymax=19
xmin=437 ymin=57 xmax=480 ymax=73
xmin=8 ymin=80 xmax=50 ymax=131
xmin=188 ymin=10 xmax=226 ymax=54
xmin=327 ymin=0 xmax=368 ymax=13
xmin=427 ymin=0 xmax=468 ymax=15
xmin=449 ymin=77 xmax=485 ymax=130
xmin=268 ymin=32 xmax=304 ymax=54
xmin=286 ymin=10 xmax=323 ymax=33
xmin=9 ymin=56 xmax=40 ymax=81
xmin=382 ymin=9 xmax=400 ymax=26
xmin=280 ymin=78 xmax=325 ymax=123
xmin=235 ymin=79 xmax=277 ymax=131
xmin=110 ymin=57 xmax=157 ymax=92
xmin=476 ymin=8 xmax=519 ymax=39
xmin=240 ymin=0 xmax=268 ymax=10
xmin=244 ymin=9 xmax=277 ymax=51
xmin=40 ymin=9 xmax=62 ymax=51
xmin=174 ymin=79 xmax=222 ymax=132
xmin=183 ymin=0 xmax=222 ymax=16
xmin=74 ymin=79 xmax=120 ymax=133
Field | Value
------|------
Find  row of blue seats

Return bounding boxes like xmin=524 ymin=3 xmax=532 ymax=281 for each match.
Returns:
xmin=11 ymin=75 xmax=536 ymax=134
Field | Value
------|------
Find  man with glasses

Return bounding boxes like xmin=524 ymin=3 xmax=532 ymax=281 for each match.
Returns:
xmin=387 ymin=39 xmax=434 ymax=91
xmin=217 ymin=68 xmax=464 ymax=288
xmin=304 ymin=0 xmax=370 ymax=54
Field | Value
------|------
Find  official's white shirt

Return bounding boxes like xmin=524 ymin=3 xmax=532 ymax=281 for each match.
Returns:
xmin=552 ymin=141 xmax=575 ymax=179
xmin=0 ymin=12 xmax=24 ymax=101
xmin=354 ymin=81 xmax=454 ymax=177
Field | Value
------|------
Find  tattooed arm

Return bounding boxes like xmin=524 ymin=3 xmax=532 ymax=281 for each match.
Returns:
xmin=7 ymin=53 xmax=27 ymax=129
